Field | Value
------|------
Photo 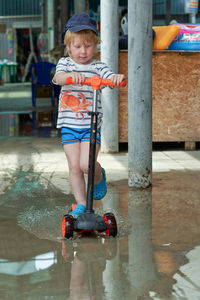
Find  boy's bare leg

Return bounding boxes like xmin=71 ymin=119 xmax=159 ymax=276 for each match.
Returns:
xmin=80 ymin=142 xmax=103 ymax=184
xmin=63 ymin=142 xmax=86 ymax=207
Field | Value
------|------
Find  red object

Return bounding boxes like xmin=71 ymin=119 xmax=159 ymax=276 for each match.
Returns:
xmin=62 ymin=215 xmax=74 ymax=238
xmin=66 ymin=75 xmax=127 ymax=90
xmin=103 ymin=213 xmax=117 ymax=237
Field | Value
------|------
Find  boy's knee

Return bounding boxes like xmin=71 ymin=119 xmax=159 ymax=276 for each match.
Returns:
xmin=68 ymin=163 xmax=81 ymax=174
xmin=80 ymin=162 xmax=88 ymax=174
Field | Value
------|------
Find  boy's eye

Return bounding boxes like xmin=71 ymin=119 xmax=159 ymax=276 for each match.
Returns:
xmin=72 ymin=43 xmax=93 ymax=49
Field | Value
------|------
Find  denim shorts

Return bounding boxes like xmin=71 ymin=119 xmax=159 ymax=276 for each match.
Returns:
xmin=61 ymin=127 xmax=101 ymax=145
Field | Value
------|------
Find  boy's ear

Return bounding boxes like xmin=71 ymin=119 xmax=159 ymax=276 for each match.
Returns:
xmin=66 ymin=44 xmax=70 ymax=53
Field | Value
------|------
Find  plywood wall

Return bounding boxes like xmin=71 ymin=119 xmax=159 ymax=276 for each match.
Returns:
xmin=119 ymin=51 xmax=200 ymax=144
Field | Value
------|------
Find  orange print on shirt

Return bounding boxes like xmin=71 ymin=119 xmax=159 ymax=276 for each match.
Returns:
xmin=59 ymin=91 xmax=92 ymax=120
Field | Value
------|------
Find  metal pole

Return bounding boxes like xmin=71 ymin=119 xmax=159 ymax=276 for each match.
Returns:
xmin=60 ymin=0 xmax=70 ymax=56
xmin=100 ymin=0 xmax=119 ymax=153
xmin=86 ymin=90 xmax=98 ymax=213
xmin=74 ymin=0 xmax=86 ymax=13
xmin=166 ymin=0 xmax=171 ymax=25
xmin=128 ymin=0 xmax=152 ymax=188
xmin=41 ymin=0 xmax=47 ymax=31
xmin=60 ymin=0 xmax=70 ymax=30
xmin=189 ymin=13 xmax=196 ymax=24
xmin=47 ymin=0 xmax=54 ymax=51
xmin=54 ymin=0 xmax=59 ymax=47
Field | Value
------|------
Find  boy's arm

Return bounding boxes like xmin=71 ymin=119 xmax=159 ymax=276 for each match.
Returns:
xmin=97 ymin=62 xmax=125 ymax=85
xmin=109 ymin=74 xmax=126 ymax=86
xmin=54 ymin=72 xmax=85 ymax=85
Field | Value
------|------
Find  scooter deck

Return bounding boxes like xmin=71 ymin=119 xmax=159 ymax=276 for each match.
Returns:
xmin=74 ymin=213 xmax=107 ymax=232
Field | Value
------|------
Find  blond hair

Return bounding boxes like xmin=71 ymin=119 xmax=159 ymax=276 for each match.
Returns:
xmin=63 ymin=29 xmax=99 ymax=57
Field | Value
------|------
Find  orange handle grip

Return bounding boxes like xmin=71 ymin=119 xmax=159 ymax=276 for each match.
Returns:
xmin=65 ymin=75 xmax=127 ymax=90
xmin=99 ymin=78 xmax=127 ymax=88
xmin=119 ymin=79 xmax=127 ymax=87
xmin=65 ymin=77 xmax=94 ymax=86
xmin=65 ymin=77 xmax=74 ymax=85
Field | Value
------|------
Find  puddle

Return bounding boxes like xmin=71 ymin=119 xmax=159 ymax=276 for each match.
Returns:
xmin=17 ymin=204 xmax=132 ymax=241
xmin=0 ymin=137 xmax=200 ymax=299
xmin=0 ymin=111 xmax=58 ymax=138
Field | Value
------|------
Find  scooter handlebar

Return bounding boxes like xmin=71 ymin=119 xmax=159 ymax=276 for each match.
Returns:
xmin=65 ymin=75 xmax=126 ymax=90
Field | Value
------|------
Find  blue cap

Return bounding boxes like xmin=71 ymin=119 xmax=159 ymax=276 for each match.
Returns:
xmin=62 ymin=13 xmax=97 ymax=45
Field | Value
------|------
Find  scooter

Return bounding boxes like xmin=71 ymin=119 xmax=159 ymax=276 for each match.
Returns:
xmin=62 ymin=75 xmax=126 ymax=239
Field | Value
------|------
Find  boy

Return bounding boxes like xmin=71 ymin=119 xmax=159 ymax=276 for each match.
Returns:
xmin=53 ymin=13 xmax=125 ymax=218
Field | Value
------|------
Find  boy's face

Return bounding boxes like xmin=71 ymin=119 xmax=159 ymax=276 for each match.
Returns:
xmin=68 ymin=35 xmax=96 ymax=65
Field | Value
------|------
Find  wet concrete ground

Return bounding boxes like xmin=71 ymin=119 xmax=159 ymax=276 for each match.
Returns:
xmin=0 ymin=137 xmax=200 ymax=299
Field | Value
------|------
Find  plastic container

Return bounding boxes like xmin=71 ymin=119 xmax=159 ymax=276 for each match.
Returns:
xmin=168 ymin=24 xmax=200 ymax=51
xmin=153 ymin=25 xmax=180 ymax=50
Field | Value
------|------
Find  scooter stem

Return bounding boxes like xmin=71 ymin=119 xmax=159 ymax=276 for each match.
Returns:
xmin=85 ymin=90 xmax=98 ymax=213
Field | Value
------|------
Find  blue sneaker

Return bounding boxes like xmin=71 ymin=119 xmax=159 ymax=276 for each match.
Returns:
xmin=69 ymin=204 xmax=86 ymax=219
xmin=93 ymin=168 xmax=107 ymax=200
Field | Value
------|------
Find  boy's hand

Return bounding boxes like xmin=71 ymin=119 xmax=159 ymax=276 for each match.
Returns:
xmin=110 ymin=74 xmax=126 ymax=86
xmin=67 ymin=72 xmax=85 ymax=84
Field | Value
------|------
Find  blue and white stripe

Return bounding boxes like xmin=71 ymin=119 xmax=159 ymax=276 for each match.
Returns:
xmin=54 ymin=57 xmax=114 ymax=129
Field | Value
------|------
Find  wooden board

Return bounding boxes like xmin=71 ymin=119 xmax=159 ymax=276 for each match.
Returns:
xmin=118 ymin=51 xmax=200 ymax=144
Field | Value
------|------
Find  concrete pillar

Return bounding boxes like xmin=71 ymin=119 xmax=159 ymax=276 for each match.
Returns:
xmin=74 ymin=0 xmax=86 ymax=14
xmin=47 ymin=0 xmax=54 ymax=51
xmin=128 ymin=0 xmax=152 ymax=188
xmin=100 ymin=0 xmax=119 ymax=153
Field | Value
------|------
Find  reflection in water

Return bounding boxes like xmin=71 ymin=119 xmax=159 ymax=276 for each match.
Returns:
xmin=102 ymin=239 xmax=124 ymax=299
xmin=172 ymin=246 xmax=200 ymax=299
xmin=0 ymin=252 xmax=57 ymax=276
xmin=35 ymin=251 xmax=57 ymax=271
xmin=4 ymin=184 xmax=155 ymax=299
xmin=127 ymin=189 xmax=157 ymax=298
xmin=1 ymin=166 xmax=200 ymax=299
xmin=0 ymin=219 xmax=66 ymax=299
xmin=62 ymin=237 xmax=118 ymax=300
xmin=101 ymin=183 xmax=125 ymax=299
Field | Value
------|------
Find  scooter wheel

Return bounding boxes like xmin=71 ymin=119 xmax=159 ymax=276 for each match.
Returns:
xmin=103 ymin=213 xmax=117 ymax=237
xmin=62 ymin=214 xmax=74 ymax=239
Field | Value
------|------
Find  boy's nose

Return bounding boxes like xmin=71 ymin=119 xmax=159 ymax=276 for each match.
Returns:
xmin=80 ymin=46 xmax=86 ymax=53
